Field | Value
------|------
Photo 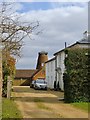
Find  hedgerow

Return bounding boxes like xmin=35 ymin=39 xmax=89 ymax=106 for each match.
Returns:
xmin=64 ymin=48 xmax=89 ymax=103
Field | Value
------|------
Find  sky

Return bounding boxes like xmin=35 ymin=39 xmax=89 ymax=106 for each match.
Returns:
xmin=10 ymin=2 xmax=88 ymax=69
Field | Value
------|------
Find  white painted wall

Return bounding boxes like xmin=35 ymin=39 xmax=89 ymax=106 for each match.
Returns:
xmin=46 ymin=42 xmax=89 ymax=91
xmin=78 ymin=44 xmax=89 ymax=48
xmin=56 ymin=51 xmax=65 ymax=91
xmin=72 ymin=43 xmax=89 ymax=49
xmin=55 ymin=43 xmax=89 ymax=91
xmin=46 ymin=59 xmax=55 ymax=89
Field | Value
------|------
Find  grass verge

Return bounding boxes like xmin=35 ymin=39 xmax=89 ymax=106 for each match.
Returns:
xmin=2 ymin=97 xmax=22 ymax=119
xmin=71 ymin=102 xmax=89 ymax=112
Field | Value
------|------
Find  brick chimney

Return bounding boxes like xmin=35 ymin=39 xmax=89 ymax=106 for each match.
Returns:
xmin=36 ymin=51 xmax=48 ymax=69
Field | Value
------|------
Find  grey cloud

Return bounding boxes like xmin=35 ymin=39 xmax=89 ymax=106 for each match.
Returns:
xmin=16 ymin=4 xmax=87 ymax=69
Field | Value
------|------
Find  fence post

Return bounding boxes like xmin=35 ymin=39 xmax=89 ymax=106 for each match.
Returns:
xmin=7 ymin=76 xmax=12 ymax=99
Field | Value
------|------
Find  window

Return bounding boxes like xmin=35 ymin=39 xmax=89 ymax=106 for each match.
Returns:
xmin=42 ymin=63 xmax=44 ymax=66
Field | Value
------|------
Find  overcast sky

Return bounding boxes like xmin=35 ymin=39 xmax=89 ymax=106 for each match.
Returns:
xmin=13 ymin=2 xmax=88 ymax=69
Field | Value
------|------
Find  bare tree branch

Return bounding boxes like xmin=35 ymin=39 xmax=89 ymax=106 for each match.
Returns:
xmin=0 ymin=2 xmax=40 ymax=57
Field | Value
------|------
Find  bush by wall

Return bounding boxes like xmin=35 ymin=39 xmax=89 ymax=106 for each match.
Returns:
xmin=64 ymin=48 xmax=89 ymax=103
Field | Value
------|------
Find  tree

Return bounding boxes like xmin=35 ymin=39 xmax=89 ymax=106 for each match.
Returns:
xmin=0 ymin=2 xmax=40 ymax=97
xmin=2 ymin=51 xmax=16 ymax=97
xmin=0 ymin=2 xmax=39 ymax=56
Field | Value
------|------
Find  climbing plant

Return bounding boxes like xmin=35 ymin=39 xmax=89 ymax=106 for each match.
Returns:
xmin=2 ymin=51 xmax=16 ymax=97
xmin=64 ymin=48 xmax=89 ymax=103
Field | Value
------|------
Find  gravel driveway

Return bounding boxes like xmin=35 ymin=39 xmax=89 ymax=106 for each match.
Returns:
xmin=12 ymin=86 xmax=88 ymax=118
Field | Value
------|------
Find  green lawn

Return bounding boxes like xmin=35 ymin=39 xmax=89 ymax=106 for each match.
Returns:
xmin=71 ymin=102 xmax=89 ymax=112
xmin=2 ymin=97 xmax=22 ymax=119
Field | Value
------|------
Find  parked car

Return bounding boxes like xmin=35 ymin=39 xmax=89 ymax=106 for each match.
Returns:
xmin=30 ymin=80 xmax=35 ymax=88
xmin=34 ymin=79 xmax=47 ymax=90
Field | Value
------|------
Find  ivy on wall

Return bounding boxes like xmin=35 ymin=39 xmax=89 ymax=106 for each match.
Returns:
xmin=64 ymin=48 xmax=89 ymax=103
xmin=2 ymin=52 xmax=16 ymax=97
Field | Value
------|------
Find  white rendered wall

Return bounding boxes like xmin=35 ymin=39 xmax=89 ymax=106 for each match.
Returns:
xmin=46 ymin=59 xmax=55 ymax=89
xmin=56 ymin=51 xmax=65 ymax=91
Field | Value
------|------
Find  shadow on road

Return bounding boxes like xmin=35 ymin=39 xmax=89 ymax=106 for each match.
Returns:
xmin=11 ymin=96 xmax=64 ymax=104
xmin=12 ymin=86 xmax=64 ymax=104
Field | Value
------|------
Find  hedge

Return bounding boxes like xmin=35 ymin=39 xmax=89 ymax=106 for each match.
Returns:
xmin=64 ymin=48 xmax=89 ymax=103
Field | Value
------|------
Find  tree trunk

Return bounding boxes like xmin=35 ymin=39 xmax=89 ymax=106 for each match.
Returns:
xmin=0 ymin=48 xmax=2 ymax=120
xmin=7 ymin=76 xmax=12 ymax=99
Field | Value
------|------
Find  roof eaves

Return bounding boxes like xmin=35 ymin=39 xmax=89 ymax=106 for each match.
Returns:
xmin=31 ymin=69 xmax=40 ymax=78
xmin=45 ymin=57 xmax=55 ymax=63
xmin=54 ymin=41 xmax=90 ymax=56
xmin=54 ymin=42 xmax=80 ymax=56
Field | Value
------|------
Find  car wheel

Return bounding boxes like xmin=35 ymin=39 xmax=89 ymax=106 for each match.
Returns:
xmin=45 ymin=87 xmax=47 ymax=90
xmin=34 ymin=86 xmax=37 ymax=90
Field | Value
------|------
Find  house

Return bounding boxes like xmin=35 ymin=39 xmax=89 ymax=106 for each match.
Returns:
xmin=14 ymin=51 xmax=48 ymax=86
xmin=54 ymin=31 xmax=90 ymax=91
xmin=45 ymin=57 xmax=55 ymax=89
xmin=46 ymin=31 xmax=90 ymax=91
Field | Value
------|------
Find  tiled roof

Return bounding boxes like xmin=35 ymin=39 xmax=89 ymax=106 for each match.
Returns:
xmin=15 ymin=69 xmax=38 ymax=78
xmin=31 ymin=68 xmax=44 ymax=78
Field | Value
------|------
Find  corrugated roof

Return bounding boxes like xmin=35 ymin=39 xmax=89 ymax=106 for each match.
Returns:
xmin=15 ymin=69 xmax=38 ymax=78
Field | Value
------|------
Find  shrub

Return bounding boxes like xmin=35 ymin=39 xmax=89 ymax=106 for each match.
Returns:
xmin=64 ymin=48 xmax=89 ymax=103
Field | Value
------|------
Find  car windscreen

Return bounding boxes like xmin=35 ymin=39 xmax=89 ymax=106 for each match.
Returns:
xmin=36 ymin=80 xmax=46 ymax=84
